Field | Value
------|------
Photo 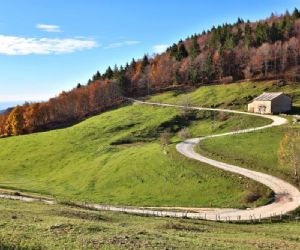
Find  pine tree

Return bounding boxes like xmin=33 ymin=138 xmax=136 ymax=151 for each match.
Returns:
xmin=234 ymin=27 xmax=243 ymax=44
xmin=117 ymin=75 xmax=131 ymax=95
xmin=281 ymin=14 xmax=294 ymax=37
xmin=189 ymin=68 xmax=200 ymax=85
xmin=224 ymin=33 xmax=235 ymax=50
xmin=92 ymin=70 xmax=101 ymax=81
xmin=236 ymin=17 xmax=244 ymax=25
xmin=255 ymin=22 xmax=270 ymax=46
xmin=209 ymin=29 xmax=221 ymax=48
xmin=141 ymin=55 xmax=149 ymax=70
xmin=203 ymin=53 xmax=214 ymax=81
xmin=244 ymin=23 xmax=253 ymax=48
xmin=104 ymin=66 xmax=114 ymax=79
xmin=292 ymin=8 xmax=300 ymax=19
xmin=176 ymin=43 xmax=188 ymax=61
xmin=95 ymin=71 xmax=101 ymax=79
xmin=269 ymin=23 xmax=283 ymax=42
xmin=189 ymin=36 xmax=200 ymax=59
xmin=130 ymin=58 xmax=136 ymax=69
xmin=168 ymin=43 xmax=179 ymax=58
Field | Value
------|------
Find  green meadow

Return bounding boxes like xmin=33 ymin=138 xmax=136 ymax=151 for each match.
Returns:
xmin=0 ymin=98 xmax=269 ymax=208
xmin=1 ymin=199 xmax=300 ymax=250
xmin=1 ymin=80 xmax=300 ymax=249
xmin=197 ymin=125 xmax=300 ymax=188
xmin=148 ymin=80 xmax=300 ymax=110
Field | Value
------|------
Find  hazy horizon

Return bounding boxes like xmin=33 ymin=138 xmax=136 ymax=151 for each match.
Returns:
xmin=0 ymin=101 xmax=27 ymax=110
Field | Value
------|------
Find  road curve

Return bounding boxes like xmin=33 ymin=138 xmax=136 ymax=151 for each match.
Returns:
xmin=125 ymin=98 xmax=300 ymax=221
xmin=1 ymin=99 xmax=300 ymax=221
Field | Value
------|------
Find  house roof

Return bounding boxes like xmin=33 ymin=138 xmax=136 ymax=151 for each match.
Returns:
xmin=254 ymin=92 xmax=283 ymax=101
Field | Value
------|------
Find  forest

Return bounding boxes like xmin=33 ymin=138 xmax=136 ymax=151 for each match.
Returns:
xmin=1 ymin=9 xmax=300 ymax=136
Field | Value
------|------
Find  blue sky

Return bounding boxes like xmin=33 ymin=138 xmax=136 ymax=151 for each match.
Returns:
xmin=0 ymin=0 xmax=299 ymax=107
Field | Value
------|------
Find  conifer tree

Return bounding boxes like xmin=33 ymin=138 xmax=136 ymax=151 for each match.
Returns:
xmin=244 ymin=23 xmax=253 ymax=48
xmin=189 ymin=36 xmax=200 ymax=59
xmin=141 ymin=55 xmax=149 ymax=70
xmin=176 ymin=43 xmax=188 ymax=61
xmin=105 ymin=66 xmax=114 ymax=79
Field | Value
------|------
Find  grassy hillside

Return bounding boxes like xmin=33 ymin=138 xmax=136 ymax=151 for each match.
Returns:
xmin=145 ymin=80 xmax=300 ymax=189
xmin=148 ymin=80 xmax=300 ymax=110
xmin=197 ymin=125 xmax=300 ymax=187
xmin=0 ymin=100 xmax=270 ymax=208
xmin=1 ymin=199 xmax=300 ymax=250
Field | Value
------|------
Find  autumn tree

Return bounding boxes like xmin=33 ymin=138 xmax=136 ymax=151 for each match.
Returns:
xmin=6 ymin=106 xmax=24 ymax=135
xmin=0 ymin=114 xmax=7 ymax=136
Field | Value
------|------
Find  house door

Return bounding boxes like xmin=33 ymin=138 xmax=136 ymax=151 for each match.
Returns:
xmin=258 ymin=105 xmax=266 ymax=114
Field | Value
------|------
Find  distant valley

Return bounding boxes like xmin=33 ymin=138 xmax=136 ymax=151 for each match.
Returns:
xmin=0 ymin=101 xmax=24 ymax=112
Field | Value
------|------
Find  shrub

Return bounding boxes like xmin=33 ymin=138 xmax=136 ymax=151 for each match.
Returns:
xmin=178 ymin=127 xmax=191 ymax=140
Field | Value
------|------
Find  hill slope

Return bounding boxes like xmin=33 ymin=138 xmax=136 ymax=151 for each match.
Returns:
xmin=0 ymin=83 xmax=272 ymax=208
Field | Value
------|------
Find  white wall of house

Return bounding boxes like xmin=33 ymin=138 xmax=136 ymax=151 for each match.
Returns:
xmin=248 ymin=100 xmax=272 ymax=114
xmin=248 ymin=94 xmax=292 ymax=114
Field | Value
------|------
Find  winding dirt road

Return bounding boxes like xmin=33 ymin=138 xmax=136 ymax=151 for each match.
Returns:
xmin=127 ymin=99 xmax=300 ymax=220
xmin=1 ymin=99 xmax=300 ymax=221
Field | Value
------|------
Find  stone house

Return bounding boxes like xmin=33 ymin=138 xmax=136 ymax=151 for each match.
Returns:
xmin=248 ymin=92 xmax=292 ymax=114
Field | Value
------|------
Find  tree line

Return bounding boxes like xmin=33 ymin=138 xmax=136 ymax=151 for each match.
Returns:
xmin=1 ymin=9 xmax=300 ymax=136
xmin=0 ymin=80 xmax=122 ymax=136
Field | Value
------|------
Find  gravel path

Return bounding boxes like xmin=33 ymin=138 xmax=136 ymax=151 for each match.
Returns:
xmin=1 ymin=99 xmax=300 ymax=221
xmin=127 ymin=99 xmax=300 ymax=220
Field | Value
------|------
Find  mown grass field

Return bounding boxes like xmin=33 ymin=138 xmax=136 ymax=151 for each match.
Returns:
xmin=1 ymin=199 xmax=300 ymax=250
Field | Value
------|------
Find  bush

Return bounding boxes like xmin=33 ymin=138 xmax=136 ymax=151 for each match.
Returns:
xmin=160 ymin=131 xmax=171 ymax=148
xmin=178 ymin=127 xmax=191 ymax=140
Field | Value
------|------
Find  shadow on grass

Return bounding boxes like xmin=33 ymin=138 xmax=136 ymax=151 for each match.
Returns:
xmin=288 ymin=106 xmax=300 ymax=115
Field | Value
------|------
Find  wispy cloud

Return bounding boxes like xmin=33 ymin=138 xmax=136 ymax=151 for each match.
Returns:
xmin=0 ymin=35 xmax=98 ymax=55
xmin=0 ymin=93 xmax=52 ymax=102
xmin=153 ymin=44 xmax=168 ymax=54
xmin=104 ymin=40 xmax=140 ymax=49
xmin=36 ymin=24 xmax=62 ymax=33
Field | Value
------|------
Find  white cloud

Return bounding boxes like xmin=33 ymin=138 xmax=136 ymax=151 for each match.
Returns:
xmin=153 ymin=44 xmax=169 ymax=54
xmin=36 ymin=24 xmax=62 ymax=33
xmin=0 ymin=93 xmax=52 ymax=102
xmin=104 ymin=40 xmax=140 ymax=49
xmin=0 ymin=35 xmax=98 ymax=55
